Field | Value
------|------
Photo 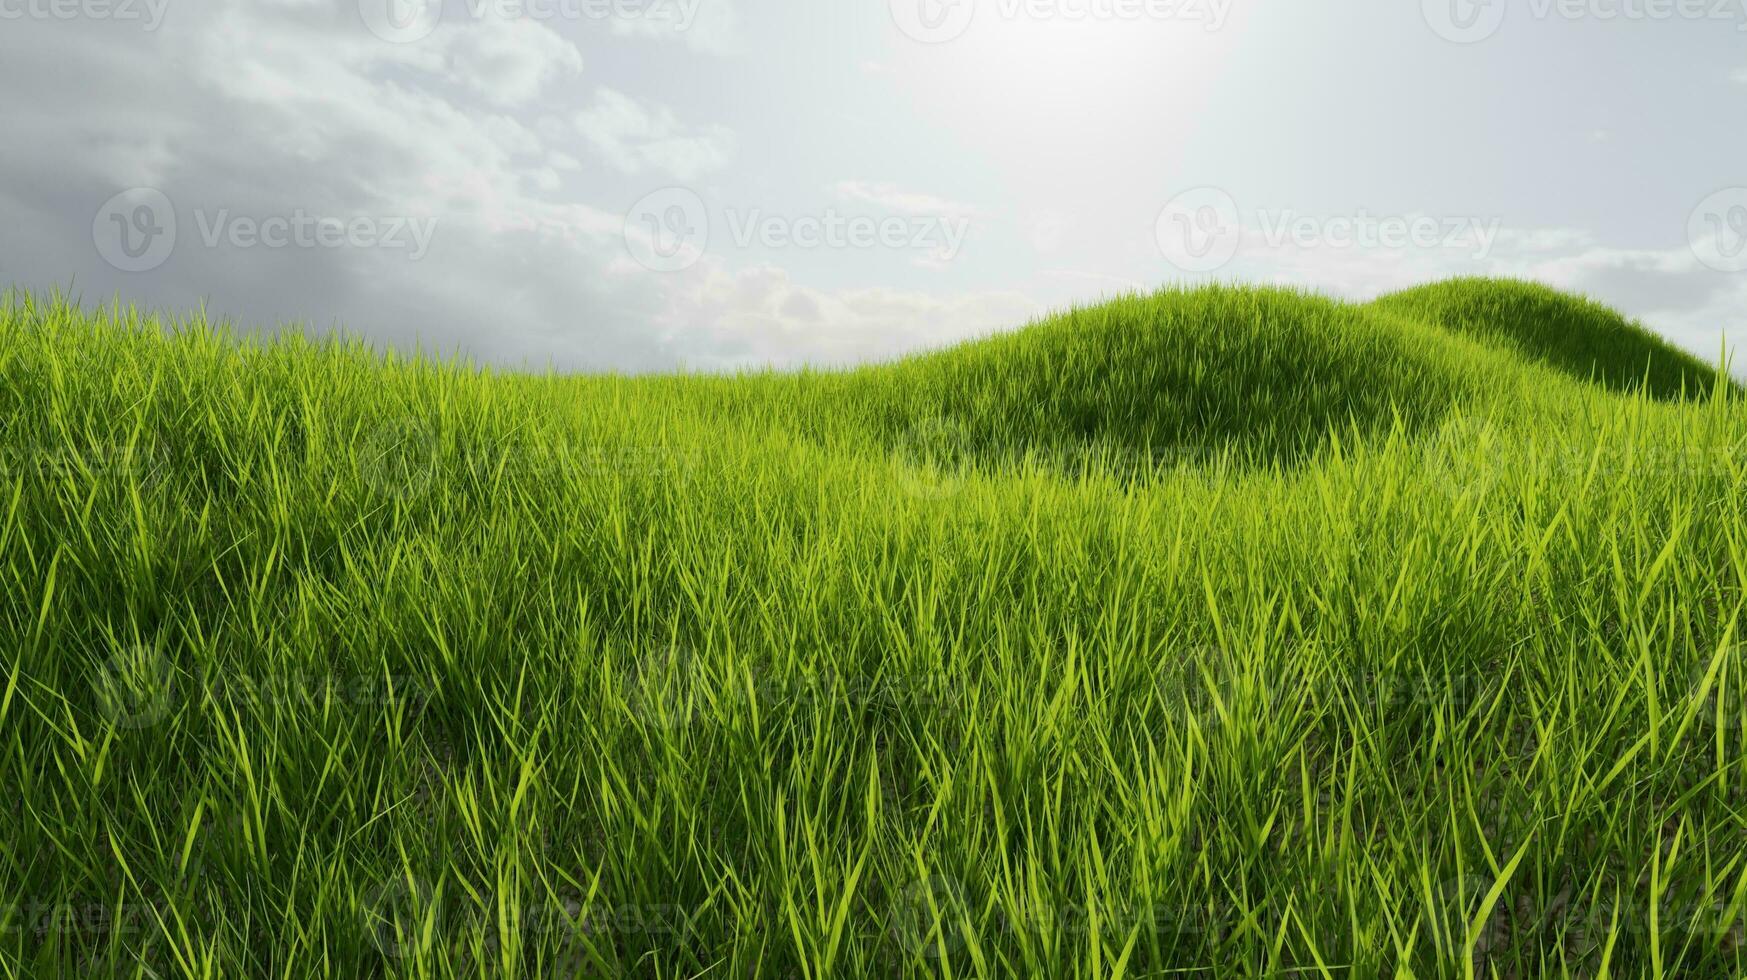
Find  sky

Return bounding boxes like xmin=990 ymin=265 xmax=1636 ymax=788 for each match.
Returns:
xmin=0 ymin=0 xmax=1742 ymax=371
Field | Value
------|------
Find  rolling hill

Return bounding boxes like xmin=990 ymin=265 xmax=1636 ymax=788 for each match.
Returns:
xmin=1374 ymin=276 xmax=1723 ymax=398
xmin=0 ymin=281 xmax=1741 ymax=978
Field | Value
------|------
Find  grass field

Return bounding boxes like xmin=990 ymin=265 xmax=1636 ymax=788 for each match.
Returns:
xmin=1 ymin=277 xmax=1744 ymax=978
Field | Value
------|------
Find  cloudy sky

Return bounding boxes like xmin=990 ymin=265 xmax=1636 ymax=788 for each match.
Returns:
xmin=1 ymin=0 xmax=1742 ymax=370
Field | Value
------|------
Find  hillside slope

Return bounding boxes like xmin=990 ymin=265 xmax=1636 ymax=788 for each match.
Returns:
xmin=0 ymin=283 xmax=1742 ymax=978
xmin=821 ymin=280 xmax=1723 ymax=477
xmin=852 ymin=285 xmax=1508 ymax=469
xmin=1373 ymin=277 xmax=1723 ymax=398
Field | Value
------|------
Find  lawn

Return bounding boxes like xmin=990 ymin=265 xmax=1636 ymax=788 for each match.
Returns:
xmin=1 ymin=279 xmax=1743 ymax=977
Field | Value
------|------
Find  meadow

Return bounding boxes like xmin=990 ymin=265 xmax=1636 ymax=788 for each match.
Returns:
xmin=0 ymin=278 xmax=1743 ymax=978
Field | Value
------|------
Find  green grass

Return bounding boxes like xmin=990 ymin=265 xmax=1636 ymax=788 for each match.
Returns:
xmin=0 ymin=279 xmax=1744 ymax=978
xmin=1373 ymin=277 xmax=1724 ymax=399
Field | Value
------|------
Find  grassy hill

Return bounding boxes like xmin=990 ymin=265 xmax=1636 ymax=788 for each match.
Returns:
xmin=1 ymin=282 xmax=1743 ymax=978
xmin=1374 ymin=277 xmax=1724 ymax=399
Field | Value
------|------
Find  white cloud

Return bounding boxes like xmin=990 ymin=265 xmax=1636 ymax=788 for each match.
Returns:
xmin=1024 ymin=211 xmax=1072 ymax=254
xmin=833 ymin=181 xmax=979 ymax=219
xmin=576 ymin=88 xmax=735 ymax=181
xmin=199 ymin=5 xmax=582 ymax=110
xmin=183 ymin=10 xmax=565 ymax=225
xmin=1511 ymin=239 xmax=1742 ymax=359
xmin=0 ymin=0 xmax=1024 ymax=372
xmin=2 ymin=0 xmax=1740 ymax=375
xmin=438 ymin=16 xmax=584 ymax=108
xmin=609 ymin=0 xmax=741 ymax=55
xmin=647 ymin=261 xmax=1038 ymax=369
xmin=0 ymin=2 xmax=675 ymax=368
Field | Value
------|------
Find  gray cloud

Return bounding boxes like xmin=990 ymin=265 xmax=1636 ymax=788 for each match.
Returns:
xmin=1 ymin=0 xmax=1741 ymax=372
